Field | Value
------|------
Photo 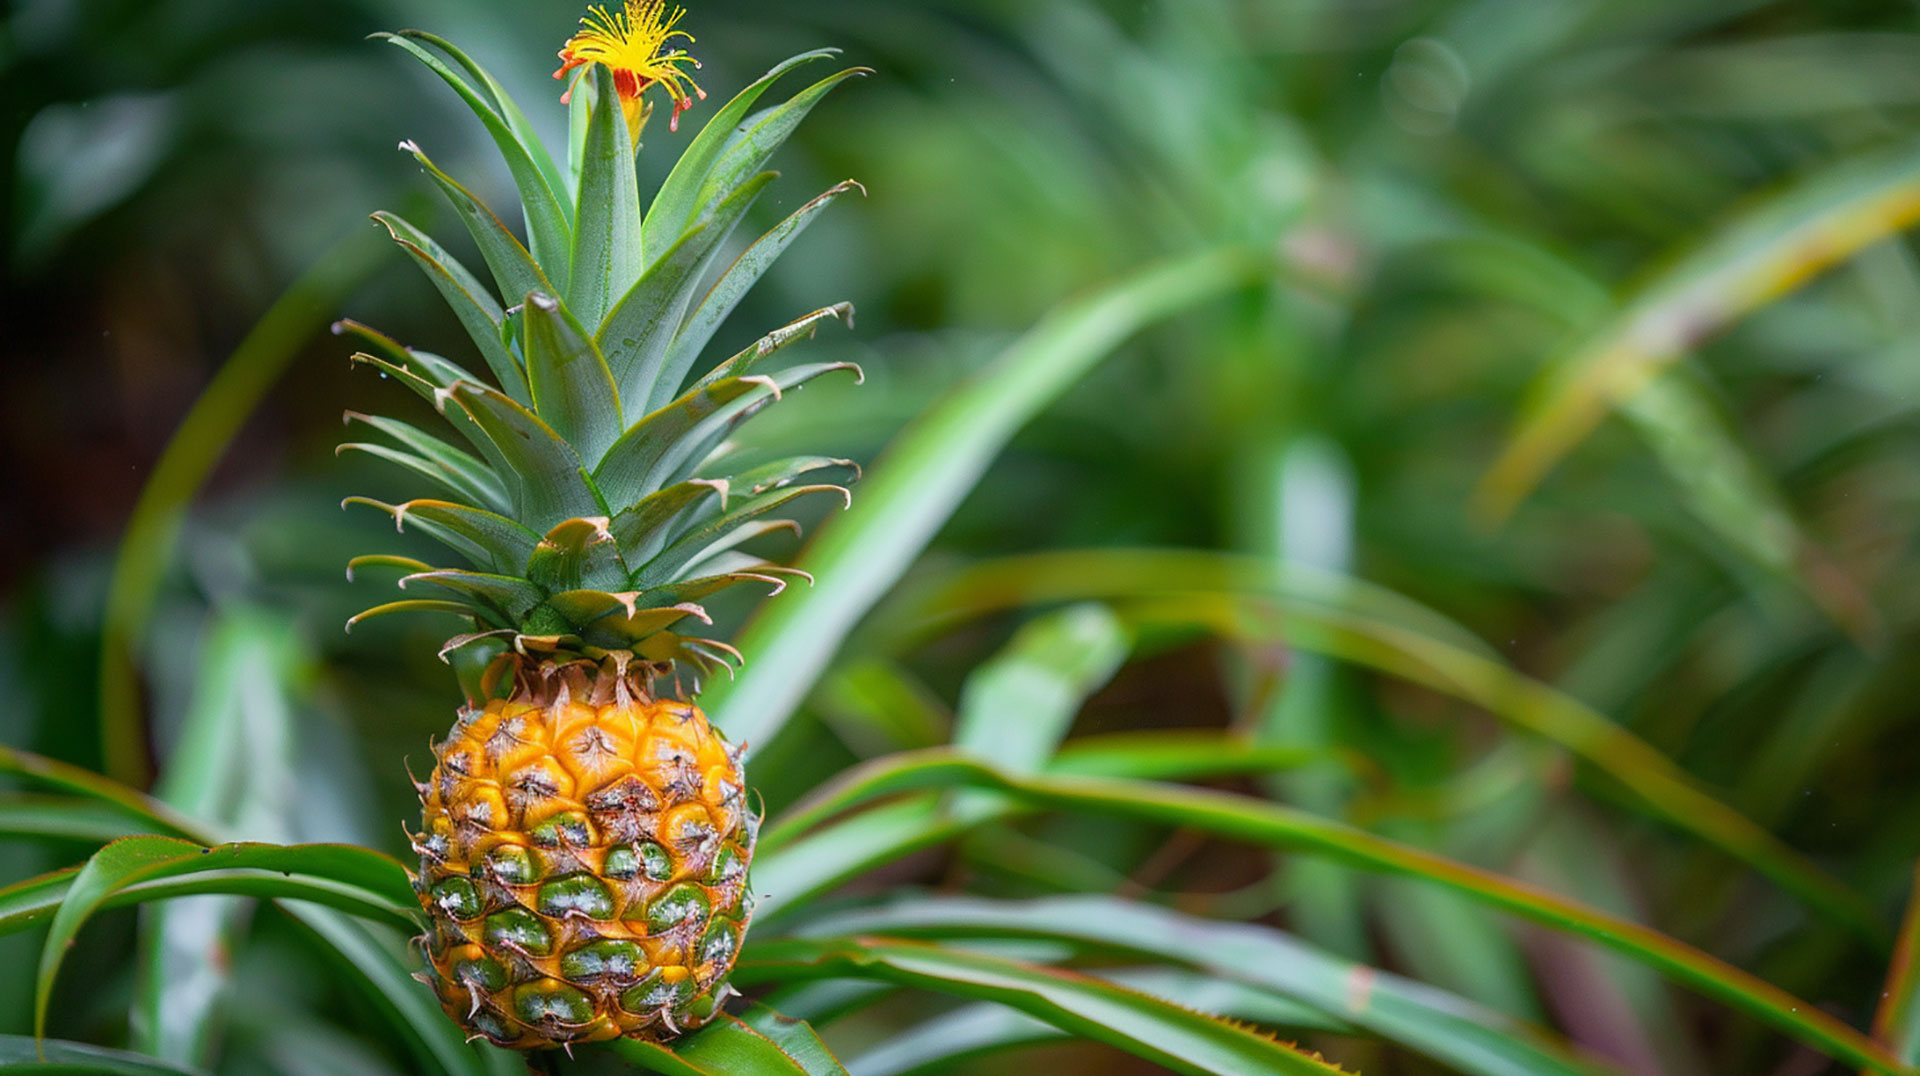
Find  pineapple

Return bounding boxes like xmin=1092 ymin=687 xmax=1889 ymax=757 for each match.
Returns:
xmin=338 ymin=2 xmax=863 ymax=1049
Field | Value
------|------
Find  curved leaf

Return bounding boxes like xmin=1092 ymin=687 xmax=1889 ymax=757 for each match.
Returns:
xmin=376 ymin=32 xmax=570 ymax=278
xmin=370 ymin=212 xmax=525 ymax=402
xmin=642 ymin=49 xmax=842 ymax=260
xmin=1477 ymin=141 xmax=1920 ymax=521
xmin=401 ymin=139 xmax=551 ymax=304
xmin=802 ymin=896 xmax=1617 ymax=1076
xmin=758 ymin=756 xmax=1901 ymax=1074
xmin=570 ymin=65 xmax=644 ymax=328
xmin=666 ymin=187 xmax=864 ymax=389
xmin=703 ymin=247 xmax=1262 ymax=749
xmin=0 ymin=1035 xmax=205 ymax=1074
xmin=524 ymin=292 xmax=623 ymax=465
xmin=873 ymin=549 xmax=1877 ymax=941
xmin=737 ymin=937 xmax=1352 ymax=1075
xmin=613 ymin=1001 xmax=849 ymax=1075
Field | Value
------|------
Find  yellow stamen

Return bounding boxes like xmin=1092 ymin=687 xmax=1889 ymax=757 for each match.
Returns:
xmin=555 ymin=0 xmax=707 ymax=140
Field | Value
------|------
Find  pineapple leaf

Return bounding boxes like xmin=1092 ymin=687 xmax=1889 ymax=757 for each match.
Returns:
xmin=608 ymin=479 xmax=729 ymax=562
xmin=341 ymin=412 xmax=509 ymax=512
xmin=0 ymin=1035 xmax=208 ymax=1074
xmin=613 ymin=1000 xmax=849 ymax=1075
xmin=735 ymin=937 xmax=1350 ymax=1075
xmin=638 ymin=565 xmax=803 ymax=608
xmin=375 ymin=32 xmax=571 ymax=277
xmin=402 ymin=140 xmax=552 ymax=305
xmin=399 ymin=570 xmax=546 ymax=623
xmin=840 ymin=970 xmax=1346 ymax=1076
xmin=345 ymin=554 xmax=434 ymax=580
xmin=337 ymin=442 xmax=487 ymax=510
xmin=569 ymin=66 xmax=645 ymax=329
xmin=672 ymin=519 xmax=805 ymax=581
xmin=703 ymin=247 xmax=1263 ymax=748
xmin=347 ymin=351 xmax=499 ymax=472
xmin=447 ymin=381 xmax=606 ymax=528
xmin=393 ymin=30 xmax=572 ymax=230
xmin=524 ymin=292 xmax=623 ymax=464
xmin=33 ymin=839 xmax=419 ymax=1047
xmin=723 ymin=455 xmax=861 ymax=497
xmin=952 ymin=604 xmax=1129 ymax=777
xmin=347 ymin=599 xmax=492 ymax=632
xmin=603 ymin=171 xmax=781 ymax=414
xmin=344 ymin=497 xmax=540 ymax=574
xmin=0 ymin=795 xmax=181 ymax=843
xmin=756 ymin=755 xmax=1899 ymax=1075
xmin=806 ymin=896 xmax=1609 ymax=1076
xmin=526 ymin=516 xmax=630 ymax=594
xmin=594 ymin=362 xmax=861 ymax=511
xmin=370 ymin=212 xmax=528 ymax=404
xmin=666 ymin=182 xmax=865 ymax=392
xmin=643 ymin=49 xmax=842 ymax=262
xmin=0 ymin=746 xmax=203 ymax=841
xmin=633 ymin=484 xmax=850 ymax=588
xmin=654 ymin=363 xmax=866 ymax=490
xmin=545 ymin=592 xmax=710 ymax=644
xmin=688 ymin=305 xmax=856 ymax=395
xmin=690 ymin=68 xmax=868 ymax=242
xmin=0 ymin=860 xmax=414 ymax=941
xmin=288 ymin=908 xmax=518 ymax=1076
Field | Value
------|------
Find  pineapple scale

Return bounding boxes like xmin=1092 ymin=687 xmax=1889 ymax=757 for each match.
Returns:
xmin=412 ymin=659 xmax=754 ymax=1048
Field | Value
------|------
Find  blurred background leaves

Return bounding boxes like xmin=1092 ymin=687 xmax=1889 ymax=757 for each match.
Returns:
xmin=7 ymin=0 xmax=1920 ymax=1073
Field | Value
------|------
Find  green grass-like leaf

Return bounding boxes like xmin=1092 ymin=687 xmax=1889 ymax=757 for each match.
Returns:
xmin=738 ymin=937 xmax=1354 ymax=1075
xmin=612 ymin=1001 xmax=849 ymax=1075
xmin=706 ymin=247 xmax=1264 ymax=747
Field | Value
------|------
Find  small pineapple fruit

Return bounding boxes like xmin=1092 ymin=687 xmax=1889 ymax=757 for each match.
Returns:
xmin=340 ymin=2 xmax=864 ymax=1049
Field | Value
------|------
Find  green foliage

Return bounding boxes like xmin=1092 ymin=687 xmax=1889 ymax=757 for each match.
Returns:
xmin=10 ymin=1 xmax=1920 ymax=1074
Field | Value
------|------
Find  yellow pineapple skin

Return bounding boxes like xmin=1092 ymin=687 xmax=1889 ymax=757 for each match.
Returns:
xmin=412 ymin=659 xmax=753 ymax=1049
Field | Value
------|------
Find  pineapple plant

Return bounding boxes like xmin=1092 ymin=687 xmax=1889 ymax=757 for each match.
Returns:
xmin=338 ymin=2 xmax=864 ymax=1049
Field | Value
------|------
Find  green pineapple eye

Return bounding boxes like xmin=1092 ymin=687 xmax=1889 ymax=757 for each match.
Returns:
xmin=603 ymin=844 xmax=641 ymax=879
xmin=484 ymin=843 xmax=538 ymax=885
xmin=453 ymin=953 xmax=509 ymax=992
xmin=637 ymin=840 xmax=673 ymax=881
xmin=513 ymin=980 xmax=595 ymax=1025
xmin=647 ymin=882 xmax=711 ymax=934
xmin=561 ymin=938 xmax=649 ymax=982
xmin=429 ymin=876 xmax=481 ymax=920
xmin=483 ymin=907 xmax=552 ymax=956
xmin=620 ymin=970 xmax=695 ymax=1013
xmin=538 ymin=873 xmax=616 ymax=920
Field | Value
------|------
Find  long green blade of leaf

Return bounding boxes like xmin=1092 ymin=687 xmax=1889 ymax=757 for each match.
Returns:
xmin=1874 ymin=861 xmax=1920 ymax=1067
xmin=284 ymin=904 xmax=516 ymax=1076
xmin=0 ymin=1035 xmax=205 ymax=1074
xmin=737 ymin=937 xmax=1352 ymax=1075
xmin=873 ymin=549 xmax=1877 ymax=940
xmin=0 ymin=868 xmax=416 ymax=937
xmin=570 ymin=65 xmax=644 ymax=329
xmin=845 ymin=968 xmax=1348 ymax=1076
xmin=800 ymin=896 xmax=1617 ymax=1076
xmin=1476 ymin=142 xmax=1920 ymax=522
xmin=756 ymin=756 xmax=1903 ymax=1074
xmin=97 ymin=233 xmax=380 ymax=785
xmin=706 ymin=247 xmax=1262 ymax=747
xmin=30 ymin=835 xmax=419 ymax=1040
xmin=612 ymin=1002 xmax=849 ymax=1075
xmin=642 ymin=50 xmax=841 ymax=258
xmin=377 ymin=33 xmax=571 ymax=280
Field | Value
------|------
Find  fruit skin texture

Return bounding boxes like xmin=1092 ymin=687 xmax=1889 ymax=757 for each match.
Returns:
xmin=413 ymin=656 xmax=753 ymax=1048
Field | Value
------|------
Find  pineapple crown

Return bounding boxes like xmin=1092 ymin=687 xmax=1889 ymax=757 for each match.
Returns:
xmin=339 ymin=13 xmax=867 ymax=687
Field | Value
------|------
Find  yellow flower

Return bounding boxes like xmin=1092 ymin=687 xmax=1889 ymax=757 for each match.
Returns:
xmin=555 ymin=0 xmax=706 ymax=139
